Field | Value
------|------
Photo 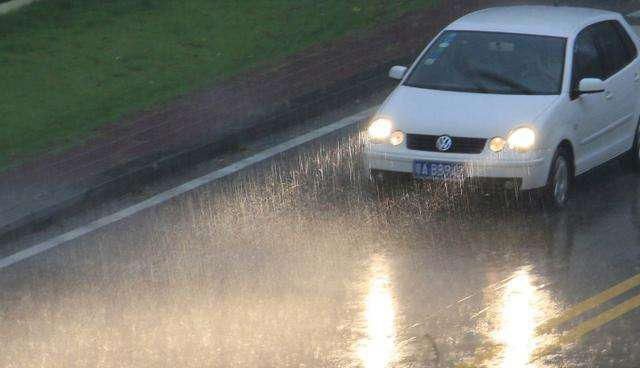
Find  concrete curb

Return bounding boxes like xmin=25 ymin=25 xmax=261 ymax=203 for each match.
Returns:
xmin=0 ymin=0 xmax=40 ymax=15
xmin=0 ymin=56 xmax=408 ymax=244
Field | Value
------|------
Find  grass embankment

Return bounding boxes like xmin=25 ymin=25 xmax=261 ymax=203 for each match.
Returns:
xmin=0 ymin=0 xmax=435 ymax=170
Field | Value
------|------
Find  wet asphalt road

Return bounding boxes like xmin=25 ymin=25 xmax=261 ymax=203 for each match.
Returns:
xmin=1 ymin=125 xmax=640 ymax=368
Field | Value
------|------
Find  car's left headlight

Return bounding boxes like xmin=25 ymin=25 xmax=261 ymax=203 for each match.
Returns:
xmin=507 ymin=127 xmax=536 ymax=152
xmin=367 ymin=118 xmax=393 ymax=142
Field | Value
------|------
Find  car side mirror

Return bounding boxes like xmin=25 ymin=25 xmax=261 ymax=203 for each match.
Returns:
xmin=388 ymin=65 xmax=407 ymax=80
xmin=578 ymin=78 xmax=605 ymax=94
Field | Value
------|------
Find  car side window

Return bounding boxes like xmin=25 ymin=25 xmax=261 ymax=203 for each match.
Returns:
xmin=572 ymin=27 xmax=605 ymax=91
xmin=590 ymin=21 xmax=632 ymax=78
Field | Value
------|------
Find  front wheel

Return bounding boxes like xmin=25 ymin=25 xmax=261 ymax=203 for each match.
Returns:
xmin=544 ymin=148 xmax=573 ymax=209
xmin=627 ymin=122 xmax=640 ymax=172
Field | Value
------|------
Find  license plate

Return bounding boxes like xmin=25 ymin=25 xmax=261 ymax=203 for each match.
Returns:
xmin=413 ymin=161 xmax=465 ymax=180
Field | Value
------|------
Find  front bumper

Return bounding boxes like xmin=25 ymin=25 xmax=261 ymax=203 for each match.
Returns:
xmin=364 ymin=144 xmax=551 ymax=190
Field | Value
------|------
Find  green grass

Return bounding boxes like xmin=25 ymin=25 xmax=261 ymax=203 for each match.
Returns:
xmin=0 ymin=0 xmax=435 ymax=170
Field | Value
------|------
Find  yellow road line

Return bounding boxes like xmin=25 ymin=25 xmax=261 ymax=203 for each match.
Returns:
xmin=537 ymin=273 xmax=640 ymax=334
xmin=534 ymin=292 xmax=640 ymax=360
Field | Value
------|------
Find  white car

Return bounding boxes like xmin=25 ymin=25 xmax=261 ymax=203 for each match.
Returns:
xmin=364 ymin=6 xmax=640 ymax=207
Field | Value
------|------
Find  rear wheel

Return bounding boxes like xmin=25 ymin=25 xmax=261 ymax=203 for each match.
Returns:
xmin=544 ymin=148 xmax=573 ymax=209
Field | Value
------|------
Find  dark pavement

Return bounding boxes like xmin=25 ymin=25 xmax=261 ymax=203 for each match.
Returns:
xmin=1 ymin=125 xmax=640 ymax=368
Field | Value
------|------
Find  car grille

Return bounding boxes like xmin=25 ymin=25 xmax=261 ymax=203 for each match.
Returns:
xmin=406 ymin=134 xmax=487 ymax=154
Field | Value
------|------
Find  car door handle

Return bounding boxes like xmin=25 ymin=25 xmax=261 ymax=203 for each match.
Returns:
xmin=605 ymin=91 xmax=613 ymax=100
xmin=635 ymin=73 xmax=640 ymax=82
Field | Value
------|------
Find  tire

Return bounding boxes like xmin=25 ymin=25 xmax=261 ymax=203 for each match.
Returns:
xmin=544 ymin=147 xmax=573 ymax=209
xmin=626 ymin=121 xmax=640 ymax=173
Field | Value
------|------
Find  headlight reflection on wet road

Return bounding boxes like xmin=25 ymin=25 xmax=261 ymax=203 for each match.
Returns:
xmin=357 ymin=255 xmax=399 ymax=368
xmin=490 ymin=267 xmax=556 ymax=368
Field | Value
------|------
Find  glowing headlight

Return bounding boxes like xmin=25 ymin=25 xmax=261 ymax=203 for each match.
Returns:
xmin=367 ymin=118 xmax=393 ymax=142
xmin=507 ymin=127 xmax=536 ymax=152
xmin=390 ymin=131 xmax=405 ymax=146
xmin=489 ymin=137 xmax=506 ymax=152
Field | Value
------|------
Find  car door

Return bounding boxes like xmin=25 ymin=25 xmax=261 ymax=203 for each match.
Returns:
xmin=597 ymin=20 xmax=640 ymax=158
xmin=569 ymin=24 xmax=610 ymax=173
xmin=589 ymin=21 xmax=639 ymax=161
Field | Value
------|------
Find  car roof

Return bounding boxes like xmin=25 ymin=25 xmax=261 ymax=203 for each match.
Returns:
xmin=446 ymin=6 xmax=620 ymax=38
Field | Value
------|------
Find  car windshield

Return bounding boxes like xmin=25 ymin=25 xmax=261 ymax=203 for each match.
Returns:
xmin=404 ymin=31 xmax=566 ymax=95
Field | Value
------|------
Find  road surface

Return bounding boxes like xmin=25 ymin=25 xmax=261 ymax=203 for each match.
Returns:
xmin=2 ymin=114 xmax=640 ymax=368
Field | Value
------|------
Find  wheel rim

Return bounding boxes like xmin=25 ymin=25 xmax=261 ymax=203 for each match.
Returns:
xmin=553 ymin=157 xmax=569 ymax=205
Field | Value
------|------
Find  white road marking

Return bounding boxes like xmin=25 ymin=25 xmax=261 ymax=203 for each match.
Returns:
xmin=0 ymin=0 xmax=40 ymax=15
xmin=0 ymin=107 xmax=376 ymax=270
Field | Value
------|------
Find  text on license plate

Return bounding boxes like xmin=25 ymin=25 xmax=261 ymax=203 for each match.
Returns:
xmin=413 ymin=161 xmax=465 ymax=179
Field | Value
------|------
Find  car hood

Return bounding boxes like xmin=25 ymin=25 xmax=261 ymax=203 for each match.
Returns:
xmin=378 ymin=86 xmax=560 ymax=137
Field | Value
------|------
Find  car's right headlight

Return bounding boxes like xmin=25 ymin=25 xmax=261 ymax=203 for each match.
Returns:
xmin=367 ymin=118 xmax=393 ymax=142
xmin=507 ymin=127 xmax=536 ymax=152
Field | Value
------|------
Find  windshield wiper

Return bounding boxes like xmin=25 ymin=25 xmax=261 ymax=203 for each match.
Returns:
xmin=449 ymin=61 xmax=496 ymax=94
xmin=472 ymin=69 xmax=535 ymax=94
xmin=404 ymin=82 xmax=490 ymax=93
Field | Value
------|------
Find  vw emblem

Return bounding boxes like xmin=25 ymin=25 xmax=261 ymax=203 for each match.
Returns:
xmin=436 ymin=135 xmax=453 ymax=151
